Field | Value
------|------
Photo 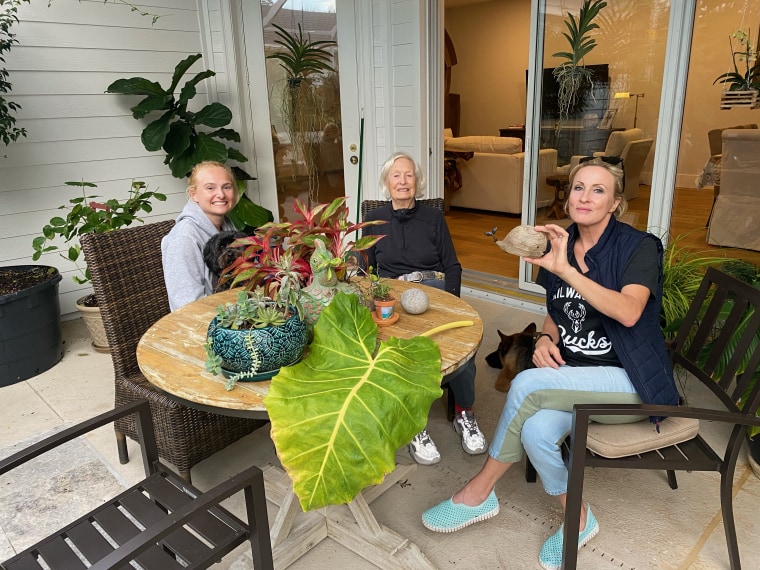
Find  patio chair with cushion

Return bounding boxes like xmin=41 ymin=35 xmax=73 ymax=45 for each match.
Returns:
xmin=558 ymin=267 xmax=760 ymax=569
xmin=0 ymin=399 xmax=274 ymax=570
xmin=80 ymin=221 xmax=267 ymax=483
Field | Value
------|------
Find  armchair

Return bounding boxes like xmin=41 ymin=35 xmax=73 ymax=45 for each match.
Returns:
xmin=707 ymin=128 xmax=760 ymax=251
xmin=557 ymin=128 xmax=652 ymax=200
xmin=444 ymin=134 xmax=556 ymax=214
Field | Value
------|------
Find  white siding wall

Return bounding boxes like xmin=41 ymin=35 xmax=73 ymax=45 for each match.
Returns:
xmin=370 ymin=0 xmax=426 ymax=192
xmin=0 ymin=0 xmax=234 ymax=316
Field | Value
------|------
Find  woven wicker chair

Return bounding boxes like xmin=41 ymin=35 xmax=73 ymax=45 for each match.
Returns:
xmin=360 ymin=197 xmax=445 ymax=219
xmin=80 ymin=221 xmax=266 ymax=482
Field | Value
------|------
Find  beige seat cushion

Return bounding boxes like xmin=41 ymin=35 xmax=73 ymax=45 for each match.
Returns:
xmin=586 ymin=416 xmax=699 ymax=459
xmin=444 ymin=135 xmax=521 ymax=155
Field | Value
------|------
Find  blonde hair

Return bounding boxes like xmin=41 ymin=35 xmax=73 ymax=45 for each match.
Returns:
xmin=187 ymin=161 xmax=237 ymax=201
xmin=378 ymin=152 xmax=426 ymax=200
xmin=565 ymin=157 xmax=627 ymax=218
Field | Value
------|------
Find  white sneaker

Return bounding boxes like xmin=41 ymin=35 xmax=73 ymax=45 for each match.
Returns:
xmin=453 ymin=410 xmax=487 ymax=455
xmin=409 ymin=429 xmax=441 ymax=465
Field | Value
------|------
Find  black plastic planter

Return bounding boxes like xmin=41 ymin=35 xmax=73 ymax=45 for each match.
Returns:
xmin=0 ymin=266 xmax=63 ymax=386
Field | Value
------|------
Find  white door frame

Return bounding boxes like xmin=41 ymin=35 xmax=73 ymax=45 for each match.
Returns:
xmin=237 ymin=0 xmax=365 ymax=223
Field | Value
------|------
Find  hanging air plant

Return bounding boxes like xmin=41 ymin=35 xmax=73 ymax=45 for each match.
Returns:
xmin=552 ymin=0 xmax=607 ymax=125
xmin=267 ymin=23 xmax=337 ymax=205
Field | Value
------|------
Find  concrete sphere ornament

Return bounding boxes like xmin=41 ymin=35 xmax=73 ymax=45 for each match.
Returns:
xmin=401 ymin=288 xmax=429 ymax=314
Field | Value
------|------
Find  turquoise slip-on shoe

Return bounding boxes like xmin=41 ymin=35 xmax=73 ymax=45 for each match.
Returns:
xmin=421 ymin=490 xmax=499 ymax=533
xmin=539 ymin=504 xmax=599 ymax=570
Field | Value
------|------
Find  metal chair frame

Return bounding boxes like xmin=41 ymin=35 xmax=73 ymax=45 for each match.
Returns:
xmin=560 ymin=267 xmax=760 ymax=569
xmin=0 ymin=400 xmax=273 ymax=570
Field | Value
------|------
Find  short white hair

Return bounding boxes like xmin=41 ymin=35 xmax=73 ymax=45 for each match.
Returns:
xmin=378 ymin=152 xmax=426 ymax=200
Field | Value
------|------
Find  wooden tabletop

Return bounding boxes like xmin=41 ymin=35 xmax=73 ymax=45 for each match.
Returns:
xmin=136 ymin=280 xmax=483 ymax=418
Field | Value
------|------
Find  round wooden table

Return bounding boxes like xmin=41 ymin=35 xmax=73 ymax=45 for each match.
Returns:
xmin=136 ymin=280 xmax=483 ymax=419
xmin=136 ymin=281 xmax=483 ymax=569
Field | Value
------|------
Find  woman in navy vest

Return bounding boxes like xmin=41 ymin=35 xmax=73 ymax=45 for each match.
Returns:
xmin=421 ymin=157 xmax=680 ymax=570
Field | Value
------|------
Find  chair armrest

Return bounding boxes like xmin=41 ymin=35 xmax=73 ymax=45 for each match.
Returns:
xmin=0 ymin=400 xmax=158 ymax=479
xmin=91 ymin=464 xmax=269 ymax=570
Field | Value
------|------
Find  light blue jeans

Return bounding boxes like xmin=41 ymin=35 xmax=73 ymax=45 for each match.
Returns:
xmin=488 ymin=365 xmax=642 ymax=495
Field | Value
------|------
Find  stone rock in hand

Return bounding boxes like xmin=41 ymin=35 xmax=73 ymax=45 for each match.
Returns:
xmin=495 ymin=225 xmax=548 ymax=258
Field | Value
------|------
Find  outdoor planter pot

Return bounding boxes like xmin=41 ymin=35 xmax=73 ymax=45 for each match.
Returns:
xmin=0 ymin=265 xmax=63 ymax=386
xmin=206 ymin=309 xmax=309 ymax=381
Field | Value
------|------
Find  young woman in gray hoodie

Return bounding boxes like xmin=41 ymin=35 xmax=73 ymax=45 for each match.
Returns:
xmin=161 ymin=161 xmax=238 ymax=311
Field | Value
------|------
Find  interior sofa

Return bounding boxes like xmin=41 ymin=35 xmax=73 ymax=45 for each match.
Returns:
xmin=444 ymin=131 xmax=556 ymax=214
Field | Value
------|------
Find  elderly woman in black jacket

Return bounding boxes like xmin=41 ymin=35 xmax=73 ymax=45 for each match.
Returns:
xmin=363 ymin=152 xmax=486 ymax=465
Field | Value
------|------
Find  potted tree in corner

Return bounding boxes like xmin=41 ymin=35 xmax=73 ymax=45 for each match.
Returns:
xmin=32 ymin=179 xmax=166 ymax=352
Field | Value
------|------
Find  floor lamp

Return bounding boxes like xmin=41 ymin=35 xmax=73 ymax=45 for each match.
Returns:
xmin=614 ymin=92 xmax=645 ymax=128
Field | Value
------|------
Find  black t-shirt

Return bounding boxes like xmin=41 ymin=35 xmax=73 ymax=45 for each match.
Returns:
xmin=543 ymin=238 xmax=659 ymax=367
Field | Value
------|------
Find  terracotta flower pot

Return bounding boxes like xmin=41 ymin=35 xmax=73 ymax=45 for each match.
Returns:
xmin=373 ymin=298 xmax=397 ymax=321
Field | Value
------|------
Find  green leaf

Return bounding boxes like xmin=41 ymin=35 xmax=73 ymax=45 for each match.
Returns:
xmin=178 ymin=69 xmax=216 ymax=105
xmin=131 ymin=94 xmax=173 ymax=119
xmin=106 ymin=77 xmax=166 ymax=97
xmin=194 ymin=102 xmax=232 ymax=128
xmin=169 ymin=53 xmax=203 ymax=94
xmin=226 ymin=147 xmax=248 ymax=163
xmin=141 ymin=110 xmax=174 ymax=151
xmin=163 ymin=121 xmax=192 ymax=155
xmin=191 ymin=132 xmax=228 ymax=163
xmin=265 ymin=293 xmax=443 ymax=511
xmin=230 ymin=194 xmax=273 ymax=230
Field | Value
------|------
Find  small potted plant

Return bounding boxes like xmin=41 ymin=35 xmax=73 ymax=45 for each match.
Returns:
xmin=367 ymin=267 xmax=397 ymax=324
xmin=31 ymin=179 xmax=166 ymax=351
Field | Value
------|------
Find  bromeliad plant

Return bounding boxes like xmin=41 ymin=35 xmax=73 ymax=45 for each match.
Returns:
xmin=265 ymin=292 xmax=475 ymax=511
xmin=205 ymin=197 xmax=386 ymax=389
xmin=222 ymin=196 xmax=386 ymax=292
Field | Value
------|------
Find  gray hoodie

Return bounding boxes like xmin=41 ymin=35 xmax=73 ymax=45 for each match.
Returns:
xmin=161 ymin=200 xmax=235 ymax=311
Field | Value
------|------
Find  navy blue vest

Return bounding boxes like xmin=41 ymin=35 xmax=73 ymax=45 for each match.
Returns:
xmin=543 ymin=216 xmax=680 ymax=409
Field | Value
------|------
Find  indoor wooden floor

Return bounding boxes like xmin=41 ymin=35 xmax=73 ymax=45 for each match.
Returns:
xmin=447 ymin=184 xmax=760 ymax=280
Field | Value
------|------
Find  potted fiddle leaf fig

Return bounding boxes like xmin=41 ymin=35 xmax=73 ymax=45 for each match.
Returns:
xmin=31 ymin=179 xmax=166 ymax=351
xmin=106 ymin=53 xmax=273 ymax=231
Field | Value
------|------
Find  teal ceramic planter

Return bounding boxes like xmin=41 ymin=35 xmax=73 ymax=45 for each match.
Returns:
xmin=207 ymin=311 xmax=309 ymax=380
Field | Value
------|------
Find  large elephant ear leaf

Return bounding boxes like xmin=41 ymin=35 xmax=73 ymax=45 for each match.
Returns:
xmin=265 ymin=292 xmax=443 ymax=511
